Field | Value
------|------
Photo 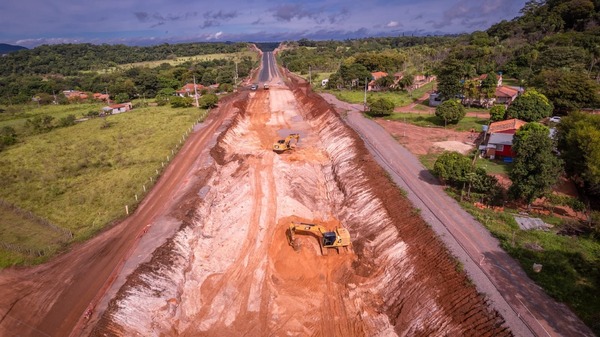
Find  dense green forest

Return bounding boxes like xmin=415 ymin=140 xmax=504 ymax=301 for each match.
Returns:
xmin=0 ymin=42 xmax=247 ymax=76
xmin=279 ymin=36 xmax=453 ymax=78
xmin=0 ymin=43 xmax=255 ymax=105
xmin=279 ymin=0 xmax=600 ymax=112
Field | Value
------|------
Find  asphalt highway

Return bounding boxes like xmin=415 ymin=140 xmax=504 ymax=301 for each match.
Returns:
xmin=321 ymin=93 xmax=594 ymax=337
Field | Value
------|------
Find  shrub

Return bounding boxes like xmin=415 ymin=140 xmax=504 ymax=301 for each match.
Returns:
xmin=170 ymin=96 xmax=193 ymax=108
xmin=199 ymin=94 xmax=218 ymax=109
xmin=367 ymin=97 xmax=394 ymax=116
xmin=433 ymin=151 xmax=472 ymax=186
xmin=435 ymin=99 xmax=466 ymax=125
xmin=490 ymin=105 xmax=506 ymax=122
xmin=58 ymin=114 xmax=76 ymax=127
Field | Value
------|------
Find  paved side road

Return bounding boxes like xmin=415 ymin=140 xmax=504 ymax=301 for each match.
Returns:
xmin=321 ymin=93 xmax=593 ymax=337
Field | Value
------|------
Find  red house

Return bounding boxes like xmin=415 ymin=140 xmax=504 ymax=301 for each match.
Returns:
xmin=367 ymin=71 xmax=388 ymax=91
xmin=485 ymin=118 xmax=527 ymax=159
xmin=495 ymin=86 xmax=520 ymax=104
xmin=176 ymin=83 xmax=204 ymax=98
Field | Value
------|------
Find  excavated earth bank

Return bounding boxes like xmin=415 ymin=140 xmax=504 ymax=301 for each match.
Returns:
xmin=92 ymin=76 xmax=511 ymax=336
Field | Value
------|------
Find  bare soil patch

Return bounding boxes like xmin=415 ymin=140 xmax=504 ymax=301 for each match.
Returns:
xmin=0 ymin=69 xmax=509 ymax=337
xmin=377 ymin=119 xmax=478 ymax=155
xmin=91 ymin=74 xmax=509 ymax=336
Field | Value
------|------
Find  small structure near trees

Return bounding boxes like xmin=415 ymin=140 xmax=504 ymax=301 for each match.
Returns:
xmin=102 ymin=102 xmax=132 ymax=115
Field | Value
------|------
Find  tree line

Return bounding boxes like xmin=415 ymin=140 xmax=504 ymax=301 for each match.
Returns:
xmin=0 ymin=54 xmax=255 ymax=105
xmin=0 ymin=42 xmax=248 ymax=76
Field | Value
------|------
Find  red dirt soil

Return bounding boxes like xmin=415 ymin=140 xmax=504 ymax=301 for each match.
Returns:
xmin=0 ymin=94 xmax=239 ymax=337
xmin=1 ymin=64 xmax=509 ymax=337
xmin=90 ymin=74 xmax=509 ymax=336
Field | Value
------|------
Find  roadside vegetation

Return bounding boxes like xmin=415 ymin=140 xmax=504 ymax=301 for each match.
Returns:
xmin=459 ymin=201 xmax=600 ymax=333
xmin=0 ymin=102 xmax=205 ymax=267
xmin=0 ymin=42 xmax=258 ymax=267
xmin=385 ymin=113 xmax=488 ymax=132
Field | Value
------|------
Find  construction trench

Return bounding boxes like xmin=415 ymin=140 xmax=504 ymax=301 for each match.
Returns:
xmin=91 ymin=69 xmax=510 ymax=336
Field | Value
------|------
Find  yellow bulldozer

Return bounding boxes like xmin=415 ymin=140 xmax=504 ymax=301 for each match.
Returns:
xmin=273 ymin=133 xmax=299 ymax=153
xmin=286 ymin=222 xmax=351 ymax=255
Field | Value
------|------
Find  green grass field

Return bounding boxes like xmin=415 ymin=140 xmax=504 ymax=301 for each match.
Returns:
xmin=459 ymin=201 xmax=600 ymax=334
xmin=475 ymin=157 xmax=511 ymax=175
xmin=385 ymin=112 xmax=489 ymax=132
xmin=325 ymin=81 xmax=436 ymax=108
xmin=0 ymin=102 xmax=206 ymax=267
xmin=301 ymin=73 xmax=435 ymax=104
xmin=1 ymin=103 xmax=104 ymax=133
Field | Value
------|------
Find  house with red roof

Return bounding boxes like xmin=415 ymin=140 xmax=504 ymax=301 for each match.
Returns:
xmin=495 ymin=86 xmax=520 ymax=104
xmin=102 ymin=102 xmax=132 ymax=115
xmin=176 ymin=83 xmax=204 ymax=98
xmin=368 ymin=71 xmax=388 ymax=91
xmin=393 ymin=72 xmax=434 ymax=90
xmin=62 ymin=90 xmax=88 ymax=101
xmin=477 ymin=73 xmax=503 ymax=87
xmin=93 ymin=93 xmax=110 ymax=103
xmin=483 ymin=118 xmax=527 ymax=159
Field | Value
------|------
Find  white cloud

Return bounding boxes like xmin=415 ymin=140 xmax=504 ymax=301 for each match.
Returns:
xmin=206 ymin=31 xmax=224 ymax=40
xmin=386 ymin=21 xmax=400 ymax=28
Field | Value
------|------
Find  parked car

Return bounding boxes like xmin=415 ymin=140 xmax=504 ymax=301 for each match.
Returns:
xmin=250 ymin=84 xmax=258 ymax=91
xmin=549 ymin=116 xmax=561 ymax=123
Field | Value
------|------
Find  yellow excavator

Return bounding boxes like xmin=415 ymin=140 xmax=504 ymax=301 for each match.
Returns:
xmin=273 ymin=133 xmax=300 ymax=153
xmin=287 ymin=222 xmax=351 ymax=255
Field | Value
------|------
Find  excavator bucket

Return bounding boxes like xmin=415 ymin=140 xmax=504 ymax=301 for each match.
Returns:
xmin=286 ymin=226 xmax=300 ymax=251
xmin=286 ymin=226 xmax=295 ymax=245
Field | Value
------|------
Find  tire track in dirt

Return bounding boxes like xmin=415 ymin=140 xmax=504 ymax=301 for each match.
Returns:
xmin=180 ymin=91 xmax=277 ymax=334
xmin=92 ymin=60 xmax=514 ymax=337
xmin=289 ymin=75 xmax=512 ymax=336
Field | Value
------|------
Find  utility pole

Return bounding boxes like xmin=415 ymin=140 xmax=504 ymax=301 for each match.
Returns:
xmin=363 ymin=77 xmax=368 ymax=111
xmin=193 ymin=75 xmax=199 ymax=108
xmin=234 ymin=62 xmax=238 ymax=89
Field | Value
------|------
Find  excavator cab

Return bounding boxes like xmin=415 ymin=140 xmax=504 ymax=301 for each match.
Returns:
xmin=322 ymin=232 xmax=337 ymax=246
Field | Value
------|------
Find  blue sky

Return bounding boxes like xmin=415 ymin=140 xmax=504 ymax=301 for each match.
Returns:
xmin=0 ymin=0 xmax=527 ymax=48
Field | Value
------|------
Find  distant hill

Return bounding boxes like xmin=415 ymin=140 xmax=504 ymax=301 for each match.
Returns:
xmin=0 ymin=43 xmax=27 ymax=54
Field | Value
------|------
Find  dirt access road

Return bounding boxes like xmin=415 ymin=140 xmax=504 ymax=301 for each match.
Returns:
xmin=320 ymin=93 xmax=595 ymax=337
xmin=90 ymin=53 xmax=510 ymax=336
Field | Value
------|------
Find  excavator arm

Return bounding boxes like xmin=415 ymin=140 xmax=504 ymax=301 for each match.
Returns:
xmin=273 ymin=133 xmax=300 ymax=153
xmin=287 ymin=222 xmax=351 ymax=255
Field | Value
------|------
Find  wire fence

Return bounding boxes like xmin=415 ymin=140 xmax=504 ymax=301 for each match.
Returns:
xmin=0 ymin=109 xmax=210 ymax=258
xmin=124 ymin=108 xmax=210 ymax=216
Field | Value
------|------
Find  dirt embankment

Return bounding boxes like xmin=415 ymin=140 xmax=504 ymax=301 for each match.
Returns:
xmin=92 ymin=75 xmax=510 ymax=336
